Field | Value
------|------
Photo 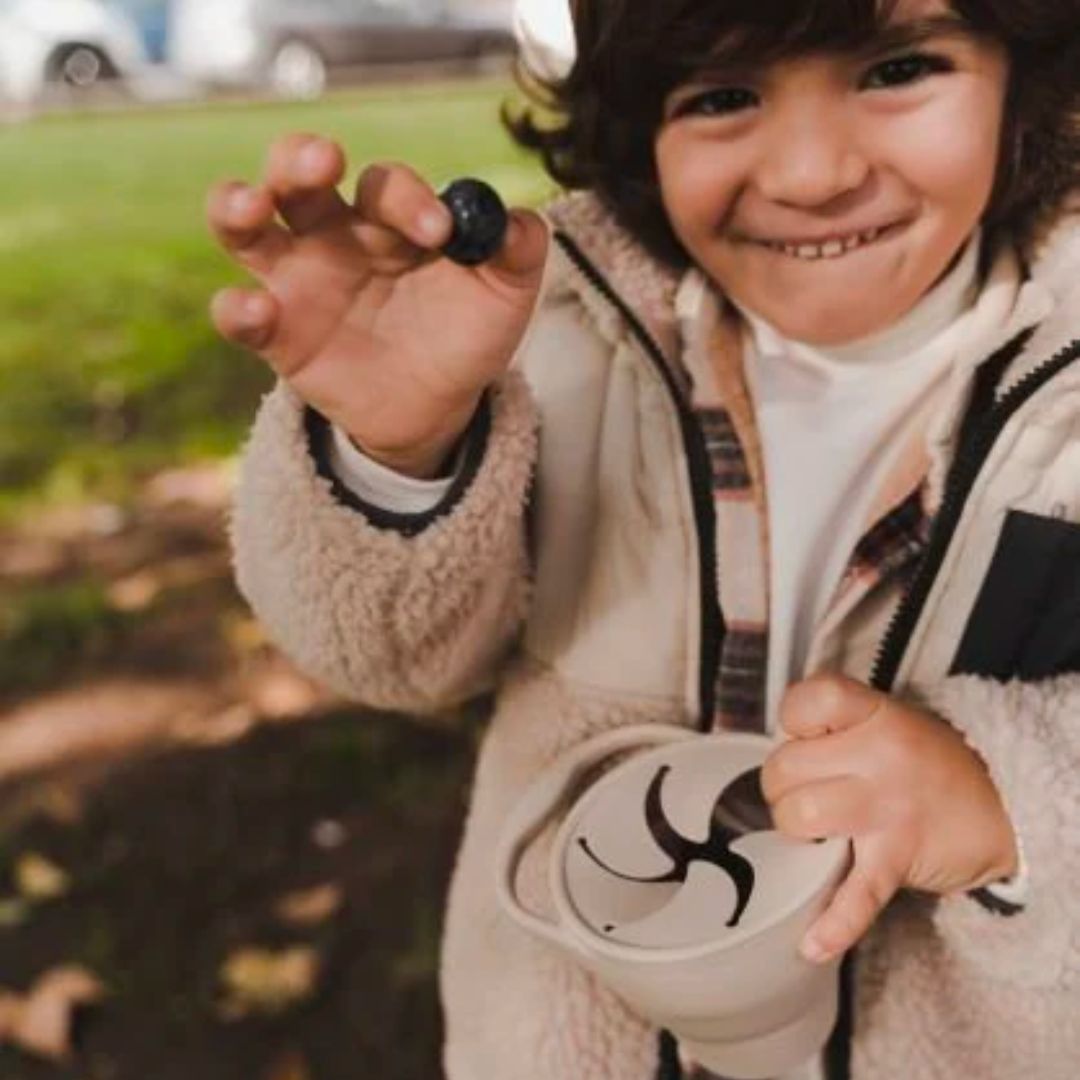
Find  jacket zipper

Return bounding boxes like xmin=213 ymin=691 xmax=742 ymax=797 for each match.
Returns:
xmin=820 ymin=330 xmax=1080 ymax=1080
xmin=558 ymin=229 xmax=1080 ymax=1080
xmin=554 ymin=231 xmax=724 ymax=733
xmin=870 ymin=329 xmax=1080 ymax=693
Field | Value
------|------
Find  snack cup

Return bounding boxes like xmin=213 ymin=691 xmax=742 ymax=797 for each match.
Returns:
xmin=494 ymin=726 xmax=851 ymax=1079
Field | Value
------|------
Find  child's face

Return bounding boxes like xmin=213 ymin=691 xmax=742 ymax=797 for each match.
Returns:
xmin=654 ymin=0 xmax=1009 ymax=345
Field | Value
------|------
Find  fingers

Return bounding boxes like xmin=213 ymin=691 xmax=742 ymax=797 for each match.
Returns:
xmin=801 ymin=851 xmax=901 ymax=963
xmin=208 ymin=133 xmax=353 ymax=277
xmin=265 ymin=133 xmax=352 ymax=234
xmin=484 ymin=208 xmax=550 ymax=289
xmin=210 ymin=287 xmax=281 ymax=354
xmin=353 ymin=167 xmax=548 ymax=285
xmin=770 ymin=776 xmax=877 ymax=840
xmin=779 ymin=673 xmax=885 ymax=740
xmin=762 ymin=735 xmax=849 ymax=805
xmin=354 ymin=161 xmax=452 ymax=257
xmin=206 ymin=181 xmax=291 ymax=277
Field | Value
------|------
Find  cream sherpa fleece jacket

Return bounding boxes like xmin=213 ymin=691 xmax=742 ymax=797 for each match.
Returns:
xmin=230 ymin=192 xmax=1080 ymax=1080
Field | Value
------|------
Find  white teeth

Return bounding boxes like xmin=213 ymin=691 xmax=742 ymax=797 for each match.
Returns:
xmin=765 ymin=225 xmax=889 ymax=261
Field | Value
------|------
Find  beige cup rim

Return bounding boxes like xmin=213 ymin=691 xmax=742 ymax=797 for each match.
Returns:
xmin=548 ymin=732 xmax=851 ymax=963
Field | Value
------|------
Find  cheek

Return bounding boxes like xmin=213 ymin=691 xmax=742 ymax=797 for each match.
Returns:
xmin=883 ymin=90 xmax=1006 ymax=224
xmin=655 ymin=134 xmax=742 ymax=243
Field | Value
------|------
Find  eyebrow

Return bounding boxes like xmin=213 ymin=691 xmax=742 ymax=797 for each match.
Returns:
xmin=862 ymin=14 xmax=976 ymax=57
xmin=671 ymin=10 xmax=976 ymax=99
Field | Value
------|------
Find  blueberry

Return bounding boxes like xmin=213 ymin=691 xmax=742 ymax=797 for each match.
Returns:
xmin=439 ymin=178 xmax=509 ymax=266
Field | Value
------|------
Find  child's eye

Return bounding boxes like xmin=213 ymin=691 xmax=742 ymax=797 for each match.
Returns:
xmin=861 ymin=52 xmax=955 ymax=91
xmin=673 ymin=86 xmax=759 ymax=119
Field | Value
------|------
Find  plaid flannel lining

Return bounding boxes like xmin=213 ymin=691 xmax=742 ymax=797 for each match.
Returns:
xmin=691 ymin=401 xmax=932 ymax=736
xmin=696 ymin=406 xmax=770 ymax=733
xmin=684 ymin=413 xmax=932 ymax=1080
xmin=848 ymin=486 xmax=932 ymax=585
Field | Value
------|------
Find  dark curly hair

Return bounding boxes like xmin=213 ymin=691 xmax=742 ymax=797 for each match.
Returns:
xmin=506 ymin=0 xmax=1080 ymax=268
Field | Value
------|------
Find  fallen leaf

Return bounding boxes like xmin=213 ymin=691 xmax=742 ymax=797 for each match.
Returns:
xmin=246 ymin=666 xmax=324 ymax=719
xmin=0 ymin=966 xmax=106 ymax=1062
xmin=221 ymin=613 xmax=268 ymax=654
xmin=170 ymin=704 xmax=257 ymax=748
xmin=263 ymin=1049 xmax=313 ymax=1080
xmin=108 ymin=556 xmax=223 ymax=613
xmin=0 ymin=992 xmax=18 ymax=1030
xmin=143 ymin=462 xmax=233 ymax=509
xmin=218 ymin=946 xmax=321 ymax=1019
xmin=0 ymin=898 xmax=31 ymax=930
xmin=310 ymin=819 xmax=348 ymax=850
xmin=36 ymin=782 xmax=86 ymax=827
xmin=84 ymin=503 xmax=129 ymax=538
xmin=106 ymin=571 xmax=161 ymax=612
xmin=274 ymin=884 xmax=344 ymax=927
xmin=15 ymin=854 xmax=70 ymax=902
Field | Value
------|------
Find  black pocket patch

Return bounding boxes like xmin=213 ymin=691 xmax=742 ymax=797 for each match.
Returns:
xmin=950 ymin=509 xmax=1080 ymax=681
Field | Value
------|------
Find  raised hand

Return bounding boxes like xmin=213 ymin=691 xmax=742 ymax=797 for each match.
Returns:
xmin=761 ymin=673 xmax=1019 ymax=963
xmin=207 ymin=133 xmax=549 ymax=477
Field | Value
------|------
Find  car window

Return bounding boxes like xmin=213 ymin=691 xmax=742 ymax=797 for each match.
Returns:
xmin=263 ymin=0 xmax=445 ymax=23
xmin=369 ymin=0 xmax=446 ymax=21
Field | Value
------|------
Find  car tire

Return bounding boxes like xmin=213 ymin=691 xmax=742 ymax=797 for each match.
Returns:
xmin=269 ymin=40 xmax=328 ymax=101
xmin=47 ymin=44 xmax=117 ymax=90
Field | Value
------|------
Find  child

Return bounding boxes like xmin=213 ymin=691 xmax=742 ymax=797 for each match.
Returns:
xmin=207 ymin=0 xmax=1079 ymax=1077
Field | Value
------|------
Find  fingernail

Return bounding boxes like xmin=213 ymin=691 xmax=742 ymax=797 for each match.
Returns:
xmin=242 ymin=296 xmax=267 ymax=324
xmin=298 ymin=140 xmax=327 ymax=178
xmin=229 ymin=187 xmax=256 ymax=216
xmin=418 ymin=208 xmax=448 ymax=243
xmin=800 ymin=935 xmax=832 ymax=964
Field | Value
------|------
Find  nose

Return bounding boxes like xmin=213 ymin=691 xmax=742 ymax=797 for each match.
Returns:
xmin=753 ymin=100 xmax=870 ymax=209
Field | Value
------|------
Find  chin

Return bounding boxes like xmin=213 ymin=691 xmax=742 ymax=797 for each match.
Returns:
xmin=752 ymin=298 xmax=897 ymax=347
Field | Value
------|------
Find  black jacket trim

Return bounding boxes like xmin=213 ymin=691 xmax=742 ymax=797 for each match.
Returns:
xmin=656 ymin=1030 xmax=682 ymax=1080
xmin=552 ymin=231 xmax=725 ymax=733
xmin=303 ymin=393 xmax=494 ymax=538
xmin=969 ymin=886 xmax=1025 ymax=917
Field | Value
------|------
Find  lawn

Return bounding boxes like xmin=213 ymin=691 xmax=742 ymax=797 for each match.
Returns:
xmin=0 ymin=81 xmax=552 ymax=522
xmin=0 ymin=82 xmax=549 ymax=1077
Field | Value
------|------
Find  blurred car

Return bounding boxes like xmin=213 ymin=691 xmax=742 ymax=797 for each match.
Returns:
xmin=110 ymin=0 xmax=171 ymax=63
xmin=513 ymin=0 xmax=573 ymax=81
xmin=168 ymin=0 xmax=518 ymax=101
xmin=0 ymin=0 xmax=150 ymax=103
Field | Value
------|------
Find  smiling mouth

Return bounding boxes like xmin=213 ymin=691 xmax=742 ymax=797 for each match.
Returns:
xmin=747 ymin=221 xmax=908 ymax=262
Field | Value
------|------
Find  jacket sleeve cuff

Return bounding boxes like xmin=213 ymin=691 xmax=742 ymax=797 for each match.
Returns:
xmin=922 ymin=673 xmax=1080 ymax=989
xmin=229 ymin=370 xmax=539 ymax=712
xmin=970 ymin=832 xmax=1029 ymax=914
xmin=304 ymin=393 xmax=493 ymax=537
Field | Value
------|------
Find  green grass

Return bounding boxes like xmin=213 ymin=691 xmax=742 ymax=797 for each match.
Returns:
xmin=0 ymin=81 xmax=552 ymax=521
xmin=0 ymin=579 xmax=141 ymax=697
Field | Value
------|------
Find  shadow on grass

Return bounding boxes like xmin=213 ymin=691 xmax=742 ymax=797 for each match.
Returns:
xmin=0 ymin=703 xmax=483 ymax=1080
xmin=0 ymin=581 xmax=145 ymax=703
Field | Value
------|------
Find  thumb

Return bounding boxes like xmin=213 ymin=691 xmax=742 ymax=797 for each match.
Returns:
xmin=485 ymin=208 xmax=550 ymax=289
xmin=800 ymin=855 xmax=900 ymax=964
xmin=780 ymin=674 xmax=885 ymax=741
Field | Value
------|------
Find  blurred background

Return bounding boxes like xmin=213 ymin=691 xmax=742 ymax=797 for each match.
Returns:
xmin=0 ymin=2 xmax=571 ymax=1077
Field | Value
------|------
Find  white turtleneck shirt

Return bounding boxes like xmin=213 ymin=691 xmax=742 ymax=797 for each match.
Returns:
xmin=736 ymin=233 xmax=984 ymax=729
